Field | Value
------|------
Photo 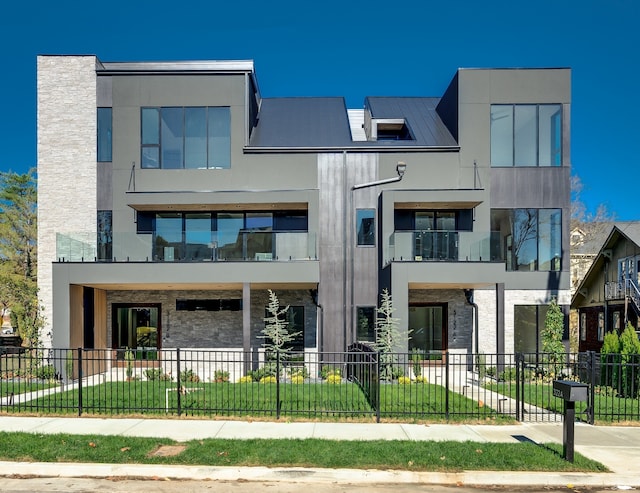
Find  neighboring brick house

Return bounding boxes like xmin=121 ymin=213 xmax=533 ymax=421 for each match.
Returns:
xmin=37 ymin=57 xmax=572 ymax=363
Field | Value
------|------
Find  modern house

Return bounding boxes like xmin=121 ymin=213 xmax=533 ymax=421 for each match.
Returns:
xmin=37 ymin=56 xmax=572 ymax=364
xmin=571 ymin=223 xmax=640 ymax=352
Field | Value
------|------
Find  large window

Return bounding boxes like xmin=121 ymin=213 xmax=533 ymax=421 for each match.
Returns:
xmin=141 ymin=107 xmax=230 ymax=169
xmin=491 ymin=104 xmax=562 ymax=167
xmin=265 ymin=305 xmax=305 ymax=352
xmin=97 ymin=108 xmax=112 ymax=162
xmin=112 ymin=304 xmax=160 ymax=360
xmin=514 ymin=305 xmax=549 ymax=356
xmin=140 ymin=210 xmax=308 ymax=261
xmin=491 ymin=209 xmax=562 ymax=271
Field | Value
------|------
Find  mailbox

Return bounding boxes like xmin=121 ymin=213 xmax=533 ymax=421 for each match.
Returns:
xmin=553 ymin=380 xmax=588 ymax=402
xmin=553 ymin=380 xmax=589 ymax=463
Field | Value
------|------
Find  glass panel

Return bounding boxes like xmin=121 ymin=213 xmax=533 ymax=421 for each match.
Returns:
xmin=514 ymin=305 xmax=537 ymax=354
xmin=113 ymin=306 xmax=159 ymax=360
xmin=357 ymin=306 xmax=376 ymax=342
xmin=216 ymin=212 xmax=244 ymax=260
xmin=598 ymin=312 xmax=605 ymax=341
xmin=155 ymin=213 xmax=182 ymax=260
xmin=538 ymin=209 xmax=561 ymax=271
xmin=208 ymin=107 xmax=231 ymax=169
xmin=539 ymin=104 xmax=562 ymax=166
xmin=356 ymin=209 xmax=375 ymax=246
xmin=514 ymin=105 xmax=537 ymax=166
xmin=415 ymin=211 xmax=434 ymax=230
xmin=435 ymin=212 xmax=455 ymax=231
xmin=246 ymin=212 xmax=273 ymax=230
xmin=97 ymin=210 xmax=112 ymax=261
xmin=409 ymin=306 xmax=444 ymax=354
xmin=141 ymin=147 xmax=160 ymax=169
xmin=97 ymin=108 xmax=112 ymax=162
xmin=513 ymin=209 xmax=538 ymax=271
xmin=491 ymin=209 xmax=514 ymax=270
xmin=185 ymin=213 xmax=212 ymax=260
xmin=580 ymin=312 xmax=586 ymax=341
xmin=287 ymin=306 xmax=305 ymax=351
xmin=245 ymin=213 xmax=273 ymax=260
xmin=161 ymin=108 xmax=184 ymax=169
xmin=184 ymin=107 xmax=207 ymax=169
xmin=491 ymin=105 xmax=513 ymax=166
xmin=141 ymin=108 xmax=159 ymax=145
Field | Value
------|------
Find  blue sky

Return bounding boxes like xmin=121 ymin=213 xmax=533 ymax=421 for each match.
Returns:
xmin=1 ymin=0 xmax=638 ymax=220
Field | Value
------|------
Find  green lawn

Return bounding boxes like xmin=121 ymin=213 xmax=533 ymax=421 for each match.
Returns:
xmin=486 ymin=381 xmax=640 ymax=422
xmin=0 ymin=431 xmax=607 ymax=472
xmin=4 ymin=379 xmax=504 ymax=422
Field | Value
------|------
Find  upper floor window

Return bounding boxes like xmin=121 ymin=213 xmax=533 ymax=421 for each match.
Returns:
xmin=490 ymin=208 xmax=562 ymax=272
xmin=356 ymin=209 xmax=375 ymax=246
xmin=491 ymin=104 xmax=562 ymax=167
xmin=97 ymin=108 xmax=112 ymax=162
xmin=141 ymin=106 xmax=230 ymax=169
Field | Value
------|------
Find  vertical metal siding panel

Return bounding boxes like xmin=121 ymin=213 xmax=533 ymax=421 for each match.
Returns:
xmin=318 ymin=153 xmax=347 ymax=352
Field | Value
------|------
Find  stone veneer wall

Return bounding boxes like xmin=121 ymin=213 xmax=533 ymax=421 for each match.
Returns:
xmin=475 ymin=288 xmax=572 ymax=354
xmin=37 ymin=56 xmax=98 ymax=347
xmin=106 ymin=289 xmax=317 ymax=350
xmin=408 ymin=289 xmax=472 ymax=352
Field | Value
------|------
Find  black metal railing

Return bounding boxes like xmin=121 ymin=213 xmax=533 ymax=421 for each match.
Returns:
xmin=2 ymin=347 xmax=639 ymax=424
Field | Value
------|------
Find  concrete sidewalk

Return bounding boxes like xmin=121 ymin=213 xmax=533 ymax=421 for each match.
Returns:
xmin=0 ymin=416 xmax=639 ymax=487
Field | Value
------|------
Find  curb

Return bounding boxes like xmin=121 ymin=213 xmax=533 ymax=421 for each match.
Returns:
xmin=1 ymin=462 xmax=639 ymax=487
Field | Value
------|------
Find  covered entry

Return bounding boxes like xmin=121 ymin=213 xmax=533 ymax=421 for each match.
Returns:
xmin=409 ymin=303 xmax=448 ymax=357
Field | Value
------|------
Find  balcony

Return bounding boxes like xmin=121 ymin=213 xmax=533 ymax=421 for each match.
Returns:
xmin=56 ymin=231 xmax=317 ymax=262
xmin=386 ymin=230 xmax=502 ymax=265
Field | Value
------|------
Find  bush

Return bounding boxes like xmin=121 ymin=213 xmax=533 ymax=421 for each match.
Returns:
xmin=414 ymin=375 xmax=428 ymax=384
xmin=248 ymin=363 xmax=278 ymax=382
xmin=290 ymin=375 xmax=305 ymax=384
xmin=320 ymin=366 xmax=342 ymax=380
xmin=238 ymin=375 xmax=253 ymax=384
xmin=180 ymin=369 xmax=201 ymax=383
xmin=326 ymin=373 xmax=342 ymax=384
xmin=213 ymin=370 xmax=230 ymax=383
xmin=288 ymin=366 xmax=309 ymax=379
xmin=260 ymin=375 xmax=277 ymax=384
xmin=144 ymin=368 xmax=172 ymax=381
xmin=397 ymin=376 xmax=411 ymax=385
xmin=35 ymin=365 xmax=57 ymax=381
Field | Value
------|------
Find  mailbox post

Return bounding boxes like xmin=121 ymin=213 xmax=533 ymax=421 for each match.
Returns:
xmin=553 ymin=380 xmax=588 ymax=462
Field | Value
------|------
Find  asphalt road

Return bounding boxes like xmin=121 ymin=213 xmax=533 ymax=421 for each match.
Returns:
xmin=0 ymin=478 xmax=626 ymax=493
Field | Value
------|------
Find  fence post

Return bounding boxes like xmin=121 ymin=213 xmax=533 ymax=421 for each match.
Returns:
xmin=375 ymin=351 xmax=380 ymax=423
xmin=176 ymin=348 xmax=181 ymax=416
xmin=445 ymin=350 xmax=450 ymax=421
xmin=77 ymin=348 xmax=83 ymax=417
xmin=515 ymin=352 xmax=521 ymax=422
xmin=588 ymin=351 xmax=596 ymax=425
xmin=276 ymin=350 xmax=281 ymax=419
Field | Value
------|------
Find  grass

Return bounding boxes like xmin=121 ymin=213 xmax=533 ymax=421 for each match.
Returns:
xmin=4 ymin=380 xmax=507 ymax=422
xmin=0 ymin=431 xmax=607 ymax=472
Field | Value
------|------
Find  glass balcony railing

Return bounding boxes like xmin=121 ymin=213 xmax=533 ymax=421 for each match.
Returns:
xmin=56 ymin=231 xmax=317 ymax=262
xmin=386 ymin=230 xmax=503 ymax=264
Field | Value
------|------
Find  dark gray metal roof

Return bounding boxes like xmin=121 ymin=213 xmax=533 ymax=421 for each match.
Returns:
xmin=249 ymin=98 xmax=354 ymax=148
xmin=247 ymin=96 xmax=458 ymax=150
xmin=366 ymin=97 xmax=458 ymax=147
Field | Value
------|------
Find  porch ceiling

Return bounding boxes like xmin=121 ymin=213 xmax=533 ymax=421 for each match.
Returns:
xmin=80 ymin=282 xmax=318 ymax=291
xmin=409 ymin=282 xmax=496 ymax=289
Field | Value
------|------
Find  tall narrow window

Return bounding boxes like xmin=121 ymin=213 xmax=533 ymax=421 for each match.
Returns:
xmin=356 ymin=209 xmax=375 ymax=246
xmin=97 ymin=108 xmax=112 ymax=162
xmin=356 ymin=306 xmax=376 ymax=342
xmin=97 ymin=210 xmax=112 ymax=261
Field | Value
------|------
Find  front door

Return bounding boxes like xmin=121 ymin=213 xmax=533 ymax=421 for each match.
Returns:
xmin=408 ymin=303 xmax=448 ymax=357
xmin=112 ymin=304 xmax=161 ymax=360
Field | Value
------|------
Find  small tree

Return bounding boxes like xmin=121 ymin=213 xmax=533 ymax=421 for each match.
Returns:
xmin=620 ymin=322 xmax=640 ymax=397
xmin=259 ymin=290 xmax=300 ymax=379
xmin=601 ymin=329 xmax=621 ymax=389
xmin=541 ymin=298 xmax=565 ymax=376
xmin=373 ymin=289 xmax=403 ymax=381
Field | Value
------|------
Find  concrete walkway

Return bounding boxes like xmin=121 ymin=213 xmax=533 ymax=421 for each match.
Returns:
xmin=0 ymin=416 xmax=639 ymax=487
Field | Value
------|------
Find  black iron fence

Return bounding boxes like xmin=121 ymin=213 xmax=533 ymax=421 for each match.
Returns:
xmin=1 ymin=347 xmax=639 ymax=423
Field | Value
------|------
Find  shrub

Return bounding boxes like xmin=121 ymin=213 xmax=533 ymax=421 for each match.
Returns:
xmin=326 ymin=373 xmax=342 ymax=384
xmin=320 ymin=366 xmax=342 ymax=380
xmin=180 ymin=369 xmax=201 ymax=383
xmin=260 ymin=375 xmax=277 ymax=384
xmin=486 ymin=366 xmax=496 ymax=378
xmin=144 ymin=368 xmax=172 ymax=381
xmin=248 ymin=363 xmax=278 ymax=382
xmin=414 ymin=375 xmax=428 ymax=384
xmin=35 ymin=364 xmax=57 ymax=381
xmin=410 ymin=348 xmax=422 ymax=378
xmin=397 ymin=376 xmax=411 ymax=385
xmin=290 ymin=375 xmax=305 ymax=384
xmin=238 ymin=375 xmax=253 ymax=384
xmin=213 ymin=370 xmax=230 ymax=383
xmin=288 ymin=366 xmax=309 ymax=379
